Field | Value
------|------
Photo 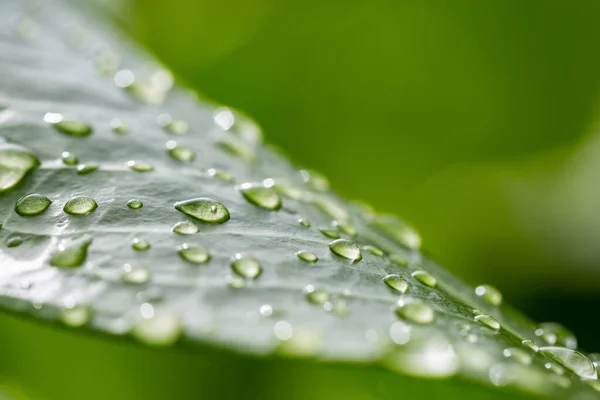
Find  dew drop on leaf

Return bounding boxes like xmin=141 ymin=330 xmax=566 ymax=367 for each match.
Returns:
xmin=329 ymin=239 xmax=362 ymax=262
xmin=132 ymin=238 xmax=150 ymax=251
xmin=174 ymin=197 xmax=230 ymax=223
xmin=540 ymin=347 xmax=597 ymax=380
xmin=165 ymin=140 xmax=195 ymax=161
xmin=131 ymin=312 xmax=181 ymax=347
xmin=63 ymin=196 xmax=98 ymax=215
xmin=389 ymin=254 xmax=408 ymax=266
xmin=127 ymin=199 xmax=143 ymax=209
xmin=109 ymin=118 xmax=129 ymax=134
xmin=76 ymin=164 xmax=98 ymax=175
xmin=383 ymin=274 xmax=409 ymax=294
xmin=216 ymin=137 xmax=256 ymax=162
xmin=299 ymin=169 xmax=329 ymax=191
xmin=171 ymin=221 xmax=199 ymax=235
xmin=474 ymin=314 xmax=501 ymax=331
xmin=535 ymin=322 xmax=577 ymax=349
xmin=297 ymin=218 xmax=310 ymax=228
xmin=395 ymin=301 xmax=435 ymax=325
xmin=177 ymin=244 xmax=210 ymax=264
xmin=231 ymin=254 xmax=262 ymax=279
xmin=14 ymin=193 xmax=51 ymax=216
xmin=411 ymin=270 xmax=437 ymax=288
xmin=44 ymin=113 xmax=92 ymax=137
xmin=371 ymin=213 xmax=421 ymax=250
xmin=126 ymin=160 xmax=154 ymax=172
xmin=157 ymin=113 xmax=188 ymax=134
xmin=59 ymin=305 xmax=91 ymax=327
xmin=521 ymin=339 xmax=539 ymax=352
xmin=239 ymin=183 xmax=281 ymax=210
xmin=50 ymin=235 xmax=92 ymax=268
xmin=304 ymin=285 xmax=330 ymax=305
xmin=475 ymin=284 xmax=503 ymax=306
xmin=207 ymin=168 xmax=234 ymax=183
xmin=61 ymin=151 xmax=78 ymax=165
xmin=363 ymin=245 xmax=384 ymax=256
xmin=0 ymin=142 xmax=40 ymax=193
xmin=7 ymin=237 xmax=23 ymax=248
xmin=296 ymin=250 xmax=318 ymax=263
xmin=319 ymin=229 xmax=340 ymax=239
xmin=122 ymin=267 xmax=152 ymax=284
xmin=503 ymin=347 xmax=532 ymax=365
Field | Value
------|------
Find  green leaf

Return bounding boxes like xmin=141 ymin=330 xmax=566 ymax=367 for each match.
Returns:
xmin=0 ymin=1 xmax=598 ymax=399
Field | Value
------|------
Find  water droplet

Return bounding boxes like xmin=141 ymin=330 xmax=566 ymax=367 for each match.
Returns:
xmin=214 ymin=107 xmax=235 ymax=130
xmin=329 ymin=239 xmax=362 ymax=262
xmin=177 ymin=244 xmax=210 ymax=264
xmin=126 ymin=160 xmax=154 ymax=172
xmin=109 ymin=118 xmax=129 ymax=134
xmin=231 ymin=254 xmax=262 ymax=279
xmin=50 ymin=235 xmax=92 ymax=268
xmin=298 ymin=218 xmax=310 ymax=228
xmin=60 ymin=305 xmax=91 ymax=327
xmin=7 ymin=237 xmax=23 ymax=248
xmin=411 ymin=270 xmax=437 ymax=287
xmin=63 ymin=196 xmax=98 ymax=215
xmin=77 ymin=164 xmax=98 ymax=175
xmin=132 ymin=238 xmax=150 ymax=251
xmin=395 ymin=301 xmax=435 ymax=324
xmin=371 ymin=213 xmax=421 ymax=250
xmin=171 ymin=221 xmax=199 ymax=235
xmin=324 ymin=298 xmax=349 ymax=317
xmin=166 ymin=140 xmax=195 ymax=161
xmin=299 ymin=169 xmax=329 ymax=191
xmin=535 ymin=322 xmax=577 ymax=349
xmin=475 ymin=284 xmax=503 ymax=306
xmin=272 ymin=182 xmax=304 ymax=200
xmin=207 ymin=168 xmax=234 ymax=183
xmin=304 ymin=285 xmax=330 ymax=305
xmin=522 ymin=339 xmax=539 ymax=352
xmin=389 ymin=254 xmax=409 ymax=266
xmin=45 ymin=113 xmax=92 ymax=137
xmin=474 ymin=314 xmax=501 ymax=330
xmin=296 ymin=250 xmax=318 ymax=263
xmin=389 ymin=322 xmax=411 ymax=344
xmin=544 ymin=362 xmax=565 ymax=376
xmin=122 ymin=267 xmax=152 ymax=284
xmin=364 ymin=245 xmax=384 ymax=256
xmin=226 ymin=274 xmax=246 ymax=289
xmin=0 ymin=142 xmax=40 ymax=192
xmin=114 ymin=69 xmax=135 ymax=88
xmin=319 ymin=229 xmax=340 ymax=239
xmin=332 ymin=220 xmax=357 ymax=237
xmin=540 ymin=347 xmax=597 ymax=380
xmin=259 ymin=304 xmax=273 ymax=317
xmin=132 ymin=312 xmax=181 ymax=347
xmin=216 ymin=137 xmax=256 ymax=162
xmin=127 ymin=199 xmax=143 ymax=209
xmin=61 ymin=151 xmax=78 ymax=165
xmin=239 ymin=183 xmax=281 ymax=210
xmin=174 ymin=197 xmax=230 ymax=223
xmin=503 ymin=347 xmax=532 ymax=365
xmin=157 ymin=113 xmax=188 ymax=134
xmin=383 ymin=274 xmax=409 ymax=294
xmin=15 ymin=194 xmax=51 ymax=216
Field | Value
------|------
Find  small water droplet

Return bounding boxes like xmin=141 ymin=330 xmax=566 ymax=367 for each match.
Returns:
xmin=44 ymin=113 xmax=92 ymax=137
xmin=109 ymin=118 xmax=129 ymax=134
xmin=296 ymin=250 xmax=318 ymax=263
xmin=540 ymin=347 xmax=597 ymax=380
xmin=474 ymin=314 xmax=501 ymax=330
xmin=165 ymin=140 xmax=195 ymax=161
xmin=319 ymin=229 xmax=340 ymax=239
xmin=239 ymin=183 xmax=281 ymax=210
xmin=332 ymin=220 xmax=357 ymax=237
xmin=389 ymin=254 xmax=408 ymax=266
xmin=126 ymin=160 xmax=154 ymax=172
xmin=174 ymin=197 xmax=230 ymax=223
xmin=272 ymin=182 xmax=304 ymax=200
xmin=325 ymin=298 xmax=349 ymax=317
xmin=364 ymin=245 xmax=384 ymax=256
xmin=60 ymin=305 xmax=91 ymax=327
xmin=122 ymin=267 xmax=152 ymax=284
xmin=15 ymin=193 xmax=51 ymax=216
xmin=214 ymin=107 xmax=235 ymax=130
xmin=0 ymin=142 xmax=40 ymax=192
xmin=7 ymin=237 xmax=23 ymax=248
xmin=231 ymin=254 xmax=262 ymax=279
xmin=503 ymin=347 xmax=532 ymax=365
xmin=216 ymin=137 xmax=256 ymax=162
xmin=171 ymin=221 xmax=199 ymax=235
xmin=299 ymin=169 xmax=329 ymax=191
xmin=177 ymin=244 xmax=210 ymax=264
xmin=131 ymin=312 xmax=181 ymax=347
xmin=535 ymin=322 xmax=577 ymax=349
xmin=61 ymin=151 xmax=78 ymax=165
xmin=411 ymin=270 xmax=437 ymax=288
xmin=114 ymin=69 xmax=135 ymax=88
xmin=371 ymin=213 xmax=421 ymax=250
xmin=304 ymin=285 xmax=330 ymax=305
xmin=383 ymin=274 xmax=409 ymax=294
xmin=297 ymin=218 xmax=310 ymax=228
xmin=395 ymin=301 xmax=435 ymax=324
xmin=157 ymin=113 xmax=188 ymax=134
xmin=132 ymin=238 xmax=150 ymax=251
xmin=475 ymin=284 xmax=503 ymax=306
xmin=63 ymin=196 xmax=98 ymax=215
xmin=207 ymin=168 xmax=234 ymax=183
xmin=127 ymin=199 xmax=143 ymax=209
xmin=226 ymin=274 xmax=246 ymax=289
xmin=329 ymin=239 xmax=362 ymax=262
xmin=522 ymin=340 xmax=539 ymax=352
xmin=50 ymin=235 xmax=92 ymax=268
xmin=76 ymin=164 xmax=98 ymax=175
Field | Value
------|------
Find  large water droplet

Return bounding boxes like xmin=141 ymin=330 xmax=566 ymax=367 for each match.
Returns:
xmin=304 ymin=285 xmax=330 ymax=305
xmin=371 ymin=213 xmax=421 ymax=250
xmin=329 ymin=239 xmax=362 ymax=262
xmin=231 ymin=254 xmax=262 ymax=279
xmin=132 ymin=312 xmax=181 ymax=347
xmin=474 ymin=314 xmax=501 ymax=331
xmin=132 ymin=238 xmax=150 ymax=251
xmin=126 ymin=160 xmax=154 ymax=173
xmin=45 ymin=113 xmax=92 ymax=137
xmin=174 ymin=197 xmax=230 ymax=223
xmin=540 ymin=347 xmax=597 ymax=380
xmin=411 ymin=270 xmax=437 ymax=288
xmin=383 ymin=274 xmax=409 ymax=294
xmin=0 ymin=142 xmax=40 ymax=192
xmin=166 ymin=140 xmax=195 ymax=161
xmin=177 ymin=244 xmax=210 ymax=264
xmin=296 ymin=250 xmax=318 ymax=263
xmin=15 ymin=194 xmax=51 ymax=216
xmin=319 ymin=229 xmax=340 ymax=239
xmin=50 ymin=235 xmax=92 ymax=268
xmin=61 ymin=151 xmax=78 ymax=165
xmin=60 ymin=305 xmax=91 ymax=327
xmin=171 ymin=221 xmax=199 ymax=235
xmin=127 ymin=199 xmax=143 ymax=209
xmin=475 ymin=284 xmax=503 ymax=306
xmin=239 ymin=183 xmax=281 ymax=210
xmin=395 ymin=301 xmax=435 ymax=324
xmin=535 ymin=322 xmax=577 ymax=349
xmin=63 ymin=196 xmax=98 ymax=215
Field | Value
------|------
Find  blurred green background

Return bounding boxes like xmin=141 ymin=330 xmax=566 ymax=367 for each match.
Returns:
xmin=129 ymin=0 xmax=600 ymax=349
